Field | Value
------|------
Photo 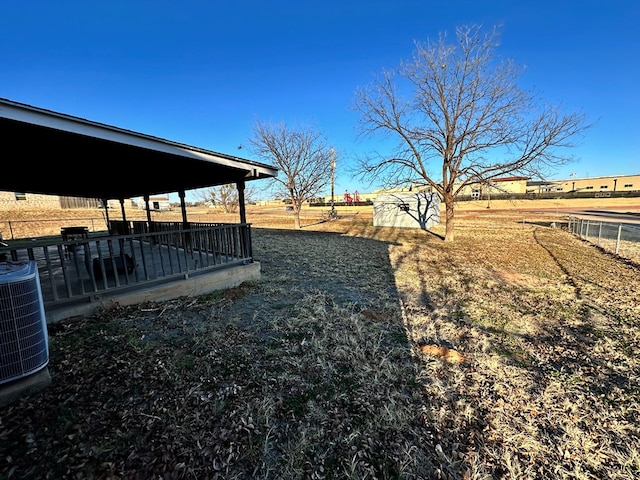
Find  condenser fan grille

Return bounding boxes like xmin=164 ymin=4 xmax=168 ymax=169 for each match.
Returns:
xmin=0 ymin=261 xmax=49 ymax=384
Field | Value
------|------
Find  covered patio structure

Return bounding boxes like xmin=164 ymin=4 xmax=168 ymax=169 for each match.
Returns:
xmin=0 ymin=98 xmax=278 ymax=323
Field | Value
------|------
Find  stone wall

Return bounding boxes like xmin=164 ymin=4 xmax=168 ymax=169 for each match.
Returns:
xmin=0 ymin=192 xmax=102 ymax=210
xmin=0 ymin=191 xmax=61 ymax=210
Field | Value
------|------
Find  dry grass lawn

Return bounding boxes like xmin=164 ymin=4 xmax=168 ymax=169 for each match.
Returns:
xmin=1 ymin=202 xmax=639 ymax=479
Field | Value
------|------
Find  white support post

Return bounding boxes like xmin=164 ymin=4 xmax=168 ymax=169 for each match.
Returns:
xmin=598 ymin=222 xmax=602 ymax=246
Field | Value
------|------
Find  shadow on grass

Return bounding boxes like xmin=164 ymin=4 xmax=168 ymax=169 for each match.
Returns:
xmin=381 ymin=224 xmax=640 ymax=478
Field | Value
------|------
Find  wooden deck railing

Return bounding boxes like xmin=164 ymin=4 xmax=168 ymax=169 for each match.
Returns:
xmin=0 ymin=223 xmax=253 ymax=312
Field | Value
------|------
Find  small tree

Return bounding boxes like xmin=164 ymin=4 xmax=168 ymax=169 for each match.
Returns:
xmin=249 ymin=120 xmax=333 ymax=228
xmin=210 ymin=184 xmax=240 ymax=213
xmin=195 ymin=183 xmax=256 ymax=213
xmin=353 ymin=24 xmax=590 ymax=241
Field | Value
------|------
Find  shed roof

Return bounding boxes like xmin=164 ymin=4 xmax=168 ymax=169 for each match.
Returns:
xmin=0 ymin=98 xmax=278 ymax=200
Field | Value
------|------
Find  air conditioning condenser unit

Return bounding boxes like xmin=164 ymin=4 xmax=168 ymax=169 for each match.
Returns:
xmin=0 ymin=261 xmax=49 ymax=384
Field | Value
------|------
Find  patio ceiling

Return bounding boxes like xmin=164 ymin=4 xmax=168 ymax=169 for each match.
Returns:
xmin=0 ymin=98 xmax=278 ymax=200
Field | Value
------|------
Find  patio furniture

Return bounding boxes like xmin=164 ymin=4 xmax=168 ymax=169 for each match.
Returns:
xmin=61 ymin=226 xmax=89 ymax=257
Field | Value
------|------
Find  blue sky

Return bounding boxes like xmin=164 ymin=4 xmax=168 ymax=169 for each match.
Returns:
xmin=1 ymin=1 xmax=638 ymax=200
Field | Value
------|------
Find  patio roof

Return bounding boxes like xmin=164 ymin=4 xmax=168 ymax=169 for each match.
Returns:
xmin=0 ymin=98 xmax=278 ymax=200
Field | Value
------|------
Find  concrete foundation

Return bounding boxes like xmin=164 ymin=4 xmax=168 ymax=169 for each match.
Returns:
xmin=46 ymin=261 xmax=262 ymax=323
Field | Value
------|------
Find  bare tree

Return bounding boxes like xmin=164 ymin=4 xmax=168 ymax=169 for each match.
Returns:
xmin=249 ymin=120 xmax=333 ymax=228
xmin=353 ymin=24 xmax=590 ymax=241
xmin=194 ymin=183 xmax=257 ymax=213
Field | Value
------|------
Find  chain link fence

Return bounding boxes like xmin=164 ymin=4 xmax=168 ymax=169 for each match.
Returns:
xmin=567 ymin=216 xmax=640 ymax=264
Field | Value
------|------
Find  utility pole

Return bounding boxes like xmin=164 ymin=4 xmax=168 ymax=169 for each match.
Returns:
xmin=330 ymin=147 xmax=336 ymax=216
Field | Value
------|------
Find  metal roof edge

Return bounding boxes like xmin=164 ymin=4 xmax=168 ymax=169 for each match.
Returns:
xmin=0 ymin=97 xmax=278 ymax=175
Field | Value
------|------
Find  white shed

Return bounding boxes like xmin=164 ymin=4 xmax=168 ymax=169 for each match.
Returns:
xmin=139 ymin=196 xmax=171 ymax=212
xmin=373 ymin=192 xmax=441 ymax=229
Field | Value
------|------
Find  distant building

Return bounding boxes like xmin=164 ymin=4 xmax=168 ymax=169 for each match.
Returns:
xmin=137 ymin=196 xmax=171 ymax=212
xmin=106 ymin=198 xmax=135 ymax=209
xmin=458 ymin=176 xmax=530 ymax=199
xmin=0 ymin=191 xmax=101 ymax=210
xmin=527 ymin=174 xmax=640 ymax=194
xmin=322 ymin=173 xmax=640 ymax=203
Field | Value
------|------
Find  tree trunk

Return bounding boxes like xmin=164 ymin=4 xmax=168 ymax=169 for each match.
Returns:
xmin=289 ymin=189 xmax=302 ymax=229
xmin=444 ymin=195 xmax=455 ymax=242
xmin=293 ymin=202 xmax=302 ymax=229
